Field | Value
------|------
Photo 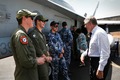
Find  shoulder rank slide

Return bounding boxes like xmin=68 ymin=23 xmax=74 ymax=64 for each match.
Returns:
xmin=20 ymin=36 xmax=28 ymax=44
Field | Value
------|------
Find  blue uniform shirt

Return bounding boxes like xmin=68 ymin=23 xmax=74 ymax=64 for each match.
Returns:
xmin=48 ymin=31 xmax=63 ymax=57
xmin=59 ymin=27 xmax=73 ymax=47
xmin=76 ymin=33 xmax=88 ymax=52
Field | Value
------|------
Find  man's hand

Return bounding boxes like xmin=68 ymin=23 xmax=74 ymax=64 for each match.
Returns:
xmin=96 ymin=70 xmax=104 ymax=79
xmin=59 ymin=53 xmax=63 ymax=58
xmin=80 ymin=54 xmax=85 ymax=64
xmin=46 ymin=56 xmax=52 ymax=63
xmin=36 ymin=57 xmax=45 ymax=65
xmin=42 ymin=54 xmax=52 ymax=63
xmin=62 ymin=48 xmax=64 ymax=54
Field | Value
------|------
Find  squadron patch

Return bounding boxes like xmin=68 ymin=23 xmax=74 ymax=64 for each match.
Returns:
xmin=20 ymin=36 xmax=28 ymax=44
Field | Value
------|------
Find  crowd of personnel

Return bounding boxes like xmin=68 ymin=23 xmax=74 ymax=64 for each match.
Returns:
xmin=10 ymin=9 xmax=111 ymax=80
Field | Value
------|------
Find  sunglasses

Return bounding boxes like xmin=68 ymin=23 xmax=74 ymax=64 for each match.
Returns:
xmin=41 ymin=20 xmax=46 ymax=22
xmin=54 ymin=26 xmax=58 ymax=28
xmin=54 ymin=24 xmax=59 ymax=28
xmin=25 ymin=16 xmax=34 ymax=20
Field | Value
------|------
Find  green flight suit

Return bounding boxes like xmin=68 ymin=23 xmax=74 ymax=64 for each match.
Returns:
xmin=10 ymin=26 xmax=39 ymax=80
xmin=28 ymin=27 xmax=49 ymax=80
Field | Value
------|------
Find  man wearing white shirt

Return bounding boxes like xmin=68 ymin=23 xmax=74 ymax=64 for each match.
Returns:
xmin=81 ymin=16 xmax=111 ymax=80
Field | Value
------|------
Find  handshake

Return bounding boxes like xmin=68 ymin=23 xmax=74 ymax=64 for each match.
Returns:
xmin=37 ymin=54 xmax=52 ymax=65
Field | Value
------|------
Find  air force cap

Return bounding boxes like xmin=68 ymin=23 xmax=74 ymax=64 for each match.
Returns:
xmin=16 ymin=9 xmax=37 ymax=19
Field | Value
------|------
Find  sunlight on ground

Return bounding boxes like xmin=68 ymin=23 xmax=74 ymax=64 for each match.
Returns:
xmin=111 ymin=61 xmax=120 ymax=68
xmin=0 ymin=56 xmax=15 ymax=80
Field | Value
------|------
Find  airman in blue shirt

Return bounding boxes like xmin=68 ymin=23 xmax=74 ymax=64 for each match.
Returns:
xmin=47 ymin=21 xmax=70 ymax=80
xmin=59 ymin=21 xmax=73 ymax=69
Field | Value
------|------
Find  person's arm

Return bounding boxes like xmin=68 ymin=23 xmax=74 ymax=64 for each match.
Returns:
xmin=80 ymin=49 xmax=88 ymax=63
xmin=59 ymin=48 xmax=64 ymax=58
xmin=45 ymin=51 xmax=52 ymax=63
xmin=67 ymin=30 xmax=73 ymax=46
xmin=48 ymin=35 xmax=57 ymax=53
xmin=80 ymin=34 xmax=88 ymax=63
xmin=58 ymin=33 xmax=65 ymax=58
xmin=58 ymin=33 xmax=64 ymax=51
xmin=96 ymin=33 xmax=110 ymax=79
xmin=13 ymin=34 xmax=38 ymax=68
xmin=97 ymin=33 xmax=110 ymax=71
xmin=48 ymin=33 xmax=62 ymax=55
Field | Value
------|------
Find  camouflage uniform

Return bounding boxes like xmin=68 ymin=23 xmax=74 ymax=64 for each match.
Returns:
xmin=10 ymin=26 xmax=39 ymax=80
xmin=28 ymin=27 xmax=49 ymax=80
xmin=48 ymin=31 xmax=70 ymax=80
xmin=76 ymin=33 xmax=88 ymax=53
xmin=59 ymin=27 xmax=73 ymax=68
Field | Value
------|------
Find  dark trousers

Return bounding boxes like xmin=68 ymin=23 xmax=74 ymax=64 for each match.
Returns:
xmin=90 ymin=57 xmax=111 ymax=80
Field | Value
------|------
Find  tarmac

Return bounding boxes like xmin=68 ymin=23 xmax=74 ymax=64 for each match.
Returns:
xmin=0 ymin=56 xmax=15 ymax=80
xmin=0 ymin=55 xmax=120 ymax=80
xmin=69 ymin=55 xmax=120 ymax=80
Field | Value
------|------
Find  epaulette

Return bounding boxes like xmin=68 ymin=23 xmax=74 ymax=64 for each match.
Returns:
xmin=16 ymin=29 xmax=25 ymax=35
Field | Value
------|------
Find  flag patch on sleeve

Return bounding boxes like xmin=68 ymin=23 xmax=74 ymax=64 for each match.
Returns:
xmin=20 ymin=36 xmax=28 ymax=44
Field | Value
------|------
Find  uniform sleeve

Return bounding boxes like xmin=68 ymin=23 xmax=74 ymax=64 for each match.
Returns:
xmin=48 ymin=34 xmax=56 ymax=52
xmin=58 ymin=34 xmax=63 ymax=53
xmin=58 ymin=34 xmax=63 ymax=47
xmin=12 ymin=34 xmax=37 ymax=68
xmin=67 ymin=30 xmax=73 ymax=46
xmin=81 ymin=49 xmax=88 ymax=57
xmin=80 ymin=34 xmax=88 ymax=50
xmin=76 ymin=35 xmax=81 ymax=50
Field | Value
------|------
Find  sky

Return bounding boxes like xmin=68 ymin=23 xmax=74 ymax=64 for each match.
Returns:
xmin=64 ymin=0 xmax=120 ymax=19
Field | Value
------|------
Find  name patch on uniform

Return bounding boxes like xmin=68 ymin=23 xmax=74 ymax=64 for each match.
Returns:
xmin=20 ymin=36 xmax=28 ymax=44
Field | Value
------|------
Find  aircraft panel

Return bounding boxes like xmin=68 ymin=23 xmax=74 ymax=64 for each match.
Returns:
xmin=0 ymin=37 xmax=12 ymax=59
xmin=31 ymin=0 xmax=84 ymax=22
xmin=0 ymin=0 xmax=82 ymax=59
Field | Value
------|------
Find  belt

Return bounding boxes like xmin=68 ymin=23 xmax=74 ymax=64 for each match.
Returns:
xmin=89 ymin=57 xmax=100 ymax=61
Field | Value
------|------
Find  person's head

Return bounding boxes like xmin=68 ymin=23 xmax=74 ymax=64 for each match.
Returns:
xmin=81 ymin=25 xmax=88 ymax=35
xmin=62 ymin=21 xmax=67 ymax=27
xmin=16 ymin=9 xmax=37 ymax=28
xmin=34 ymin=15 xmax=48 ymax=29
xmin=84 ymin=16 xmax=97 ymax=33
xmin=50 ymin=21 xmax=59 ymax=33
xmin=75 ymin=28 xmax=82 ymax=35
xmin=73 ymin=26 xmax=77 ymax=31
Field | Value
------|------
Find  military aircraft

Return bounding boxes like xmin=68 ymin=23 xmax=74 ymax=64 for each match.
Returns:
xmin=0 ymin=0 xmax=85 ymax=59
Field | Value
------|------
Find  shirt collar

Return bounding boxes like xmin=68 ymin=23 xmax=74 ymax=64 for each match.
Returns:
xmin=19 ymin=25 xmax=26 ymax=33
xmin=91 ymin=25 xmax=98 ymax=35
